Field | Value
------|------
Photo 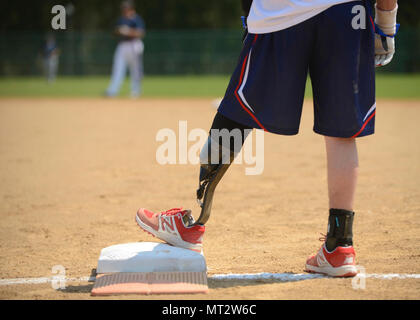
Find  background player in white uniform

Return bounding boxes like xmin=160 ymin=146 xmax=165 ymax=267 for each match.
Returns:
xmin=105 ymin=0 xmax=145 ymax=98
xmin=43 ymin=33 xmax=60 ymax=84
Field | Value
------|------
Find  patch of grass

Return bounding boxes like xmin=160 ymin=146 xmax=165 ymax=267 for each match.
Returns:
xmin=374 ymin=74 xmax=420 ymax=99
xmin=0 ymin=76 xmax=230 ymax=98
xmin=0 ymin=74 xmax=419 ymax=99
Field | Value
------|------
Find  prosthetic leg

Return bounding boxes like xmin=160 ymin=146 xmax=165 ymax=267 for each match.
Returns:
xmin=190 ymin=113 xmax=252 ymax=226
xmin=193 ymin=143 xmax=235 ymax=226
xmin=191 ymin=2 xmax=254 ymax=226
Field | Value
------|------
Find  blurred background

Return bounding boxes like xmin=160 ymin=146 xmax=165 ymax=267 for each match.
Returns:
xmin=0 ymin=0 xmax=419 ymax=97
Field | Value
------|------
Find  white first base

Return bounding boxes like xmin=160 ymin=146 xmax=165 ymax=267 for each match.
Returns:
xmin=96 ymin=242 xmax=207 ymax=273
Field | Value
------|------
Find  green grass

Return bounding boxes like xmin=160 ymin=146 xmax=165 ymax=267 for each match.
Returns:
xmin=0 ymin=74 xmax=419 ymax=98
xmin=0 ymin=76 xmax=231 ymax=98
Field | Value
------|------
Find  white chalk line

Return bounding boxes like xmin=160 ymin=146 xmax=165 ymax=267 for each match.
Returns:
xmin=0 ymin=276 xmax=96 ymax=286
xmin=1 ymin=272 xmax=420 ymax=286
xmin=210 ymin=272 xmax=420 ymax=281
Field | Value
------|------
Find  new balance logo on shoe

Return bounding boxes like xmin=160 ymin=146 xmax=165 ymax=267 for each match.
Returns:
xmin=344 ymin=256 xmax=354 ymax=265
xmin=160 ymin=216 xmax=176 ymax=233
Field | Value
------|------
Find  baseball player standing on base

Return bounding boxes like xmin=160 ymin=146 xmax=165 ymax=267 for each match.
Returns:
xmin=136 ymin=0 xmax=399 ymax=277
xmin=105 ymin=0 xmax=145 ymax=98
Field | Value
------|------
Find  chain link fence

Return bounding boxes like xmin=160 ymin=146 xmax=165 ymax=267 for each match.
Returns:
xmin=0 ymin=28 xmax=419 ymax=76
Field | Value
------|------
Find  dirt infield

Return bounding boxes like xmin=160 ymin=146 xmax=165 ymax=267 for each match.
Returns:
xmin=0 ymin=97 xmax=419 ymax=300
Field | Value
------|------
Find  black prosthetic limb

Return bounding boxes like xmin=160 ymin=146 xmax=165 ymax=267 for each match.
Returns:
xmin=191 ymin=113 xmax=251 ymax=226
xmin=194 ymin=148 xmax=234 ymax=226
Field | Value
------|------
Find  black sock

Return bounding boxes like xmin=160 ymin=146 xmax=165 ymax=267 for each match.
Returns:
xmin=325 ymin=208 xmax=354 ymax=252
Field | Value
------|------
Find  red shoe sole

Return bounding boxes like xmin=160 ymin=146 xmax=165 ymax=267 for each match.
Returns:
xmin=304 ymin=268 xmax=357 ymax=278
xmin=135 ymin=215 xmax=156 ymax=236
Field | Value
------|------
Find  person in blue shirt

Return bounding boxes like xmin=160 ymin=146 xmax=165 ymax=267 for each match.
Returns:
xmin=43 ymin=33 xmax=60 ymax=84
xmin=105 ymin=0 xmax=145 ymax=98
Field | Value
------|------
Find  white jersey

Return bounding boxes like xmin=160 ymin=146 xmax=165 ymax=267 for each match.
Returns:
xmin=247 ymin=0 xmax=360 ymax=34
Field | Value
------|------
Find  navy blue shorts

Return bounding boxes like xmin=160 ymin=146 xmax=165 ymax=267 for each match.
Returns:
xmin=218 ymin=1 xmax=376 ymax=138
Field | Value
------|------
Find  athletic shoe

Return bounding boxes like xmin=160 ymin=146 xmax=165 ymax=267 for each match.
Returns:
xmin=136 ymin=207 xmax=205 ymax=252
xmin=305 ymin=242 xmax=357 ymax=277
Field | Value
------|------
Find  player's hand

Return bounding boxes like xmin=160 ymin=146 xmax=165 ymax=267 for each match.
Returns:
xmin=374 ymin=4 xmax=398 ymax=68
xmin=374 ymin=33 xmax=395 ymax=67
xmin=118 ymin=25 xmax=131 ymax=36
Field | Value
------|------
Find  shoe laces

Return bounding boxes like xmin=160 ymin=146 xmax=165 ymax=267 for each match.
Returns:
xmin=319 ymin=233 xmax=327 ymax=242
xmin=160 ymin=208 xmax=184 ymax=216
xmin=160 ymin=208 xmax=195 ymax=225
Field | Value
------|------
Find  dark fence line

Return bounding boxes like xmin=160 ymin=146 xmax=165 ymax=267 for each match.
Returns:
xmin=0 ymin=29 xmax=419 ymax=76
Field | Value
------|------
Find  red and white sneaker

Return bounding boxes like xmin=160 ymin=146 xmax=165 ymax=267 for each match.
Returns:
xmin=135 ymin=208 xmax=205 ymax=252
xmin=305 ymin=243 xmax=357 ymax=277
